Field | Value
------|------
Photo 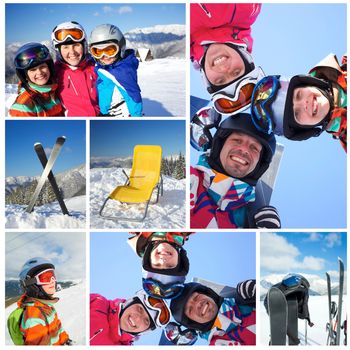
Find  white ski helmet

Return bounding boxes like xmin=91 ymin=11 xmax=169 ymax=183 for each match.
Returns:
xmin=51 ymin=21 xmax=88 ymax=62
xmin=89 ymin=24 xmax=126 ymax=59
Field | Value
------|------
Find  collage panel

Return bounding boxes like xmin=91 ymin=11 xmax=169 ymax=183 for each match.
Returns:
xmin=90 ymin=231 xmax=256 ymax=345
xmin=5 ymin=231 xmax=86 ymax=345
xmin=5 ymin=120 xmax=86 ymax=229
xmin=260 ymin=231 xmax=347 ymax=346
xmin=189 ymin=3 xmax=346 ymax=229
xmin=5 ymin=3 xmax=185 ymax=117
xmin=89 ymin=119 xmax=186 ymax=229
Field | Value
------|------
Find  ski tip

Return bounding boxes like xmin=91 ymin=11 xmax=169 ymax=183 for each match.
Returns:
xmin=34 ymin=142 xmax=42 ymax=147
xmin=338 ymin=257 xmax=344 ymax=263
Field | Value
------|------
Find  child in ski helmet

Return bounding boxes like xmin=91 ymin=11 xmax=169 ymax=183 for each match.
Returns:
xmin=90 ymin=289 xmax=171 ymax=345
xmin=9 ymin=43 xmax=64 ymax=117
xmin=51 ymin=21 xmax=99 ymax=116
xmin=9 ymin=257 xmax=71 ymax=345
xmin=128 ymin=232 xmax=192 ymax=299
xmin=190 ymin=4 xmax=264 ymax=114
xmin=89 ymin=23 xmax=143 ymax=117
xmin=190 ymin=112 xmax=280 ymax=229
xmin=251 ymin=54 xmax=347 ymax=152
xmin=170 ymin=281 xmax=256 ymax=345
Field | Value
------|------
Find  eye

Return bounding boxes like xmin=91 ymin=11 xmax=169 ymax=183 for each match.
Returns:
xmin=294 ymin=109 xmax=300 ymax=121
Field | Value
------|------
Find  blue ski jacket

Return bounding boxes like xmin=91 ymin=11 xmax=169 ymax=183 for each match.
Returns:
xmin=95 ymin=49 xmax=143 ymax=116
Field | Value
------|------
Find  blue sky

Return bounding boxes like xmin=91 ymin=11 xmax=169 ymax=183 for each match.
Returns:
xmin=90 ymin=120 xmax=185 ymax=158
xmin=260 ymin=231 xmax=347 ymax=278
xmin=190 ymin=3 xmax=347 ymax=229
xmin=6 ymin=121 xmax=86 ymax=177
xmin=5 ymin=3 xmax=185 ymax=44
xmin=90 ymin=231 xmax=256 ymax=345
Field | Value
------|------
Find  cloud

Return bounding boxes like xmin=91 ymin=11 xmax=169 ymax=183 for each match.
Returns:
xmin=118 ymin=6 xmax=132 ymax=14
xmin=102 ymin=6 xmax=113 ymax=13
xmin=6 ymin=232 xmax=85 ymax=280
xmin=261 ymin=232 xmax=325 ymax=272
xmin=93 ymin=12 xmax=100 ymax=17
xmin=304 ymin=232 xmax=321 ymax=242
xmin=325 ymin=233 xmax=342 ymax=248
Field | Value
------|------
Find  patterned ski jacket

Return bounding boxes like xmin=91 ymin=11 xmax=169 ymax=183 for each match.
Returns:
xmin=90 ymin=293 xmax=136 ymax=345
xmin=55 ymin=58 xmax=99 ymax=117
xmin=95 ymin=49 xmax=143 ymax=117
xmin=190 ymin=3 xmax=261 ymax=67
xmin=201 ymin=298 xmax=256 ymax=345
xmin=128 ymin=232 xmax=193 ymax=257
xmin=17 ymin=294 xmax=69 ymax=345
xmin=9 ymin=82 xmax=64 ymax=117
xmin=190 ymin=155 xmax=255 ymax=228
xmin=309 ymin=54 xmax=347 ymax=151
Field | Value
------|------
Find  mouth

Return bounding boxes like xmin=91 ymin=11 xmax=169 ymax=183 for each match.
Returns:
xmin=229 ymin=154 xmax=249 ymax=166
xmin=312 ymin=96 xmax=318 ymax=116
xmin=201 ymin=302 xmax=209 ymax=316
xmin=128 ymin=315 xmax=136 ymax=328
xmin=212 ymin=55 xmax=228 ymax=67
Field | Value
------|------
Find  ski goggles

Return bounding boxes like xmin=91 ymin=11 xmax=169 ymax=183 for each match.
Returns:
xmin=34 ymin=268 xmax=56 ymax=285
xmin=213 ymin=83 xmax=255 ymax=115
xmin=14 ymin=45 xmax=50 ymax=70
xmin=143 ymin=295 xmax=171 ymax=326
xmin=165 ymin=322 xmax=198 ymax=345
xmin=143 ymin=278 xmax=184 ymax=299
xmin=282 ymin=274 xmax=304 ymax=288
xmin=251 ymin=75 xmax=280 ymax=134
xmin=53 ymin=28 xmax=85 ymax=43
xmin=90 ymin=43 xmax=119 ymax=59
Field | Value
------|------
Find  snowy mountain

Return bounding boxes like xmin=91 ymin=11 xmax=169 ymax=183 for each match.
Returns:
xmin=90 ymin=167 xmax=185 ymax=229
xmin=90 ymin=156 xmax=132 ymax=169
xmin=5 ymin=281 xmax=86 ymax=345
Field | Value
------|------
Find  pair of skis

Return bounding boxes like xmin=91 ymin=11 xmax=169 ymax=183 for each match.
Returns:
xmin=25 ymin=136 xmax=69 ymax=215
xmin=326 ymin=258 xmax=344 ymax=345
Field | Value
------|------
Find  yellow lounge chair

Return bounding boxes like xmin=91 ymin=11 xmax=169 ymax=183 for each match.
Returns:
xmin=99 ymin=145 xmax=163 ymax=222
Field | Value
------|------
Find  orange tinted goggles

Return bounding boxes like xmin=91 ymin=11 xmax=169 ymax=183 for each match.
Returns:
xmin=54 ymin=28 xmax=85 ymax=43
xmin=90 ymin=43 xmax=119 ymax=59
xmin=213 ymin=83 xmax=255 ymax=114
xmin=148 ymin=297 xmax=171 ymax=325
xmin=35 ymin=268 xmax=56 ymax=285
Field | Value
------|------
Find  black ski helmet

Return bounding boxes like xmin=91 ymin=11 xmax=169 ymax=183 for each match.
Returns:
xmin=170 ymin=282 xmax=223 ymax=333
xmin=14 ymin=42 xmax=55 ymax=87
xmin=208 ymin=113 xmax=276 ymax=186
xmin=19 ymin=257 xmax=56 ymax=300
xmin=142 ymin=240 xmax=189 ymax=276
xmin=267 ymin=75 xmax=333 ymax=141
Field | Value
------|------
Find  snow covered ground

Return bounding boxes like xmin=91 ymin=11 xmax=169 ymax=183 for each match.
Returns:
xmin=90 ymin=167 xmax=186 ymax=229
xmin=260 ymin=295 xmax=347 ymax=345
xmin=5 ymin=195 xmax=86 ymax=229
xmin=5 ymin=280 xmax=86 ymax=345
xmin=5 ymin=58 xmax=185 ymax=117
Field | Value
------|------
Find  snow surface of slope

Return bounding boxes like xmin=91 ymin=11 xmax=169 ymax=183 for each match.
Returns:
xmin=5 ymin=281 xmax=86 ymax=345
xmin=90 ymin=167 xmax=185 ymax=229
xmin=5 ymin=195 xmax=86 ymax=229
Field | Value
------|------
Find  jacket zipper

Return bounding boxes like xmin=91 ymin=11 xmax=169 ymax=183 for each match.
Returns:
xmin=199 ymin=4 xmax=211 ymax=18
xmin=90 ymin=328 xmax=103 ymax=341
xmin=68 ymin=75 xmax=78 ymax=96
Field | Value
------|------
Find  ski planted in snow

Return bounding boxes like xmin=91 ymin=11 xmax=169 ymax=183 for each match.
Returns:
xmin=268 ymin=287 xmax=288 ymax=345
xmin=26 ymin=136 xmax=66 ymax=213
xmin=34 ymin=143 xmax=69 ymax=215
xmin=336 ymin=258 xmax=344 ymax=345
xmin=326 ymin=272 xmax=337 ymax=345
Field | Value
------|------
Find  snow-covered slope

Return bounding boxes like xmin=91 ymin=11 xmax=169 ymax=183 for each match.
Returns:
xmin=5 ymin=195 xmax=86 ymax=229
xmin=260 ymin=296 xmax=346 ymax=345
xmin=90 ymin=167 xmax=185 ymax=229
xmin=5 ymin=281 xmax=86 ymax=345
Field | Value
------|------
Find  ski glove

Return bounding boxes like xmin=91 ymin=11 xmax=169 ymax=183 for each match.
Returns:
xmin=254 ymin=206 xmax=281 ymax=229
xmin=235 ymin=279 xmax=256 ymax=305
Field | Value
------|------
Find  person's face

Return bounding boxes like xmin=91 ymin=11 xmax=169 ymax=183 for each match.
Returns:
xmin=60 ymin=43 xmax=84 ymax=66
xmin=204 ymin=43 xmax=245 ymax=86
xmin=220 ymin=131 xmax=262 ymax=178
xmin=40 ymin=280 xmax=56 ymax=296
xmin=150 ymin=243 xmax=179 ymax=269
xmin=293 ymin=86 xmax=330 ymax=125
xmin=184 ymin=292 xmax=218 ymax=324
xmin=119 ymin=303 xmax=151 ymax=334
xmin=26 ymin=63 xmax=50 ymax=85
xmin=98 ymin=55 xmax=117 ymax=66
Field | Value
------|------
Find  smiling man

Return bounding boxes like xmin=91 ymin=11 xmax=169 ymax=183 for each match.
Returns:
xmin=170 ymin=281 xmax=256 ymax=345
xmin=190 ymin=112 xmax=280 ymax=228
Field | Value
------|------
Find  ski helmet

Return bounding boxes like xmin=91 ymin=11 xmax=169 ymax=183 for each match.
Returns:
xmin=121 ymin=290 xmax=171 ymax=334
xmin=142 ymin=240 xmax=189 ymax=276
xmin=208 ymin=113 xmax=276 ymax=186
xmin=51 ymin=21 xmax=88 ymax=63
xmin=170 ymin=282 xmax=223 ymax=333
xmin=252 ymin=75 xmax=333 ymax=141
xmin=19 ymin=257 xmax=56 ymax=300
xmin=89 ymin=24 xmax=126 ymax=59
xmin=142 ymin=268 xmax=185 ymax=299
xmin=14 ymin=42 xmax=55 ymax=87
